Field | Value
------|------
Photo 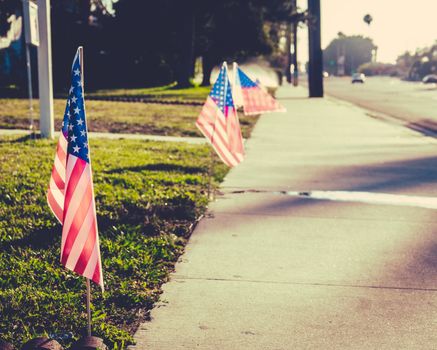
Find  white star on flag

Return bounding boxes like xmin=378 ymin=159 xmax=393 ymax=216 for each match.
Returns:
xmin=71 ymin=96 xmax=78 ymax=104
xmin=74 ymin=68 xmax=80 ymax=76
xmin=72 ymin=145 xmax=81 ymax=153
xmin=80 ymin=130 xmax=86 ymax=136
xmin=77 ymin=118 xmax=84 ymax=126
xmin=74 ymin=107 xmax=81 ymax=114
xmin=70 ymin=134 xmax=77 ymax=142
xmin=69 ymin=86 xmax=74 ymax=94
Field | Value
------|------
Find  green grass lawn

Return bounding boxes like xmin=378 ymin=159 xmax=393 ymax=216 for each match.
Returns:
xmin=0 ymin=135 xmax=227 ymax=349
xmin=0 ymin=98 xmax=259 ymax=138
xmin=89 ymin=84 xmax=211 ymax=103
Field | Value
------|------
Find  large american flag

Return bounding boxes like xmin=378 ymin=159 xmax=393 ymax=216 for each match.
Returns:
xmin=236 ymin=66 xmax=286 ymax=116
xmin=196 ymin=63 xmax=244 ymax=167
xmin=47 ymin=48 xmax=104 ymax=289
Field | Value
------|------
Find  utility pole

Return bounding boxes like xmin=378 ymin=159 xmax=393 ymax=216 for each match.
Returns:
xmin=292 ymin=19 xmax=298 ymax=86
xmin=307 ymin=0 xmax=323 ymax=97
xmin=37 ymin=0 xmax=54 ymax=138
xmin=286 ymin=23 xmax=292 ymax=83
xmin=291 ymin=0 xmax=298 ymax=86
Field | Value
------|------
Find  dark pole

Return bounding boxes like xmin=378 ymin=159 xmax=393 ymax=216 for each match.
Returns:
xmin=292 ymin=20 xmax=298 ymax=86
xmin=308 ymin=0 xmax=323 ymax=97
xmin=286 ymin=24 xmax=292 ymax=83
xmin=291 ymin=0 xmax=298 ymax=86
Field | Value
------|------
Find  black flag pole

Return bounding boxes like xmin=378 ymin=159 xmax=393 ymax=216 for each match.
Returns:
xmin=207 ymin=147 xmax=215 ymax=200
xmin=86 ymin=278 xmax=92 ymax=336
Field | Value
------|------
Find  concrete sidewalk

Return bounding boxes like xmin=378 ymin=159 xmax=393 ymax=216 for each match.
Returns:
xmin=131 ymin=85 xmax=437 ymax=349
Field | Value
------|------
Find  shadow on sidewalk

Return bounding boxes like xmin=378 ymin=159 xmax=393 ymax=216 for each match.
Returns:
xmin=217 ymin=153 xmax=437 ymax=287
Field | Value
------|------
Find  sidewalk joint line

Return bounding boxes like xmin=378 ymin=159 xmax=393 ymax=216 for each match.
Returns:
xmin=206 ymin=211 xmax=437 ymax=224
xmin=221 ymin=190 xmax=437 ymax=210
xmin=173 ymin=275 xmax=437 ymax=293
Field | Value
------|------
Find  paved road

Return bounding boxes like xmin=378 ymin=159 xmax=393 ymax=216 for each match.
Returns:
xmin=325 ymin=76 xmax=437 ymax=134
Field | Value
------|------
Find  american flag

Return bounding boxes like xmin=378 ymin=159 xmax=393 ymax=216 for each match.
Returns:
xmin=196 ymin=63 xmax=244 ymax=167
xmin=47 ymin=48 xmax=104 ymax=290
xmin=235 ymin=66 xmax=286 ymax=116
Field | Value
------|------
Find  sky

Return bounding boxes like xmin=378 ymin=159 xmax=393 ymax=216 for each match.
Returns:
xmin=297 ymin=0 xmax=437 ymax=63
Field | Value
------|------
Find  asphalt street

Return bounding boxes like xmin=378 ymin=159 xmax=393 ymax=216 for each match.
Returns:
xmin=324 ymin=76 xmax=437 ymax=134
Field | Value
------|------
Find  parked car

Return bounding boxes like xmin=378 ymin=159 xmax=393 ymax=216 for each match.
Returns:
xmin=351 ymin=73 xmax=365 ymax=83
xmin=422 ymin=74 xmax=437 ymax=84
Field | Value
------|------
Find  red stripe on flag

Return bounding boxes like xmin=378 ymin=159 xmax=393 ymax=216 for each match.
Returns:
xmin=61 ymin=180 xmax=93 ymax=265
xmin=196 ymin=119 xmax=230 ymax=152
xmin=242 ymin=87 xmax=285 ymax=115
xmin=196 ymin=121 xmax=238 ymax=167
xmin=63 ymin=159 xmax=87 ymax=219
xmin=74 ymin=220 xmax=97 ymax=275
xmin=51 ymin=167 xmax=65 ymax=190
xmin=92 ymin=263 xmax=101 ymax=286
xmin=57 ymin=144 xmax=67 ymax=164
xmin=47 ymin=190 xmax=63 ymax=223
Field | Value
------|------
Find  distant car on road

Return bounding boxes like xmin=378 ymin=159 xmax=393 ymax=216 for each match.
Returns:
xmin=351 ymin=73 xmax=365 ymax=84
xmin=422 ymin=74 xmax=437 ymax=84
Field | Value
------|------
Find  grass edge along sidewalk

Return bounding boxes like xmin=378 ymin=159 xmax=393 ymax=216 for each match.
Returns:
xmin=0 ymin=135 xmax=228 ymax=349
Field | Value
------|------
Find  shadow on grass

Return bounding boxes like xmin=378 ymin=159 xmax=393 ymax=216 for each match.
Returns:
xmin=106 ymin=163 xmax=206 ymax=175
xmin=0 ymin=226 xmax=59 ymax=252
xmin=0 ymin=133 xmax=40 ymax=144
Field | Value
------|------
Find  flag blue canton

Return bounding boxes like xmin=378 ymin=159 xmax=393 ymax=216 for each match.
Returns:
xmin=62 ymin=53 xmax=90 ymax=163
xmin=237 ymin=67 xmax=257 ymax=88
xmin=209 ymin=65 xmax=234 ymax=115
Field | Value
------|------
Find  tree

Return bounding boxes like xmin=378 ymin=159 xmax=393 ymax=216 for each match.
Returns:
xmin=195 ymin=0 xmax=297 ymax=86
xmin=0 ymin=0 xmax=20 ymax=36
xmin=50 ymin=0 xmax=114 ymax=90
xmin=323 ymin=34 xmax=376 ymax=76
xmin=195 ymin=1 xmax=270 ymax=85
xmin=109 ymin=0 xmax=296 ymax=87
xmin=357 ymin=62 xmax=398 ymax=76
xmin=396 ymin=43 xmax=437 ymax=81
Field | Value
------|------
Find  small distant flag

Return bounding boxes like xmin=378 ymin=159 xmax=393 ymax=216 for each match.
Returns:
xmin=196 ymin=62 xmax=244 ymax=167
xmin=234 ymin=64 xmax=286 ymax=116
xmin=47 ymin=47 xmax=104 ymax=290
